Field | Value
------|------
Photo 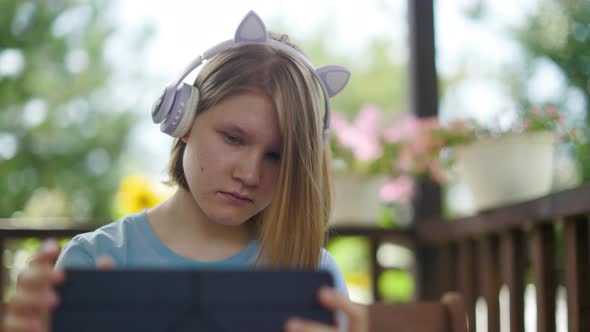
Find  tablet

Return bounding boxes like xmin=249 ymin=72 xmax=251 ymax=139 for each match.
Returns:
xmin=52 ymin=269 xmax=335 ymax=332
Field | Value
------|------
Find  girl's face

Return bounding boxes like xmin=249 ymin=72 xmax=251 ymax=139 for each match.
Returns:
xmin=182 ymin=91 xmax=282 ymax=226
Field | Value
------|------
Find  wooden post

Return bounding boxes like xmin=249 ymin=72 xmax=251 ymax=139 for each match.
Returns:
xmin=408 ymin=0 xmax=442 ymax=302
xmin=564 ymin=215 xmax=590 ymax=332
xmin=407 ymin=0 xmax=440 ymax=221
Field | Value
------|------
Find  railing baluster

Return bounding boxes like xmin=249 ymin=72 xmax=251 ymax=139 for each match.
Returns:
xmin=370 ymin=235 xmax=382 ymax=302
xmin=416 ymin=245 xmax=440 ymax=300
xmin=436 ymin=243 xmax=456 ymax=296
xmin=0 ymin=236 xmax=4 ymax=310
xmin=531 ymin=223 xmax=557 ymax=332
xmin=564 ymin=215 xmax=590 ymax=332
xmin=479 ymin=236 xmax=501 ymax=332
xmin=458 ymin=240 xmax=477 ymax=332
xmin=501 ymin=229 xmax=526 ymax=332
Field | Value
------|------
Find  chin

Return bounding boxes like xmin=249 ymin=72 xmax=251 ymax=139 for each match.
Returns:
xmin=215 ymin=219 xmax=249 ymax=227
xmin=207 ymin=212 xmax=253 ymax=227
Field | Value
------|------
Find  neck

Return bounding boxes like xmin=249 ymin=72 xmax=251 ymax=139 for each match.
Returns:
xmin=148 ymin=187 xmax=254 ymax=255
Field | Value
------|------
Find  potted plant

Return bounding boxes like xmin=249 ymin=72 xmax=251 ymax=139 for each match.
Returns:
xmin=330 ymin=104 xmax=578 ymax=224
xmin=451 ymin=105 xmax=576 ymax=211
xmin=329 ymin=105 xmax=391 ymax=225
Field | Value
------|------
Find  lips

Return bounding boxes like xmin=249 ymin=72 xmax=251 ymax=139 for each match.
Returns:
xmin=220 ymin=191 xmax=253 ymax=202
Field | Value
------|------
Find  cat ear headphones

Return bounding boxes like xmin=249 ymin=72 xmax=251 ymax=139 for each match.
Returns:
xmin=151 ymin=10 xmax=351 ymax=140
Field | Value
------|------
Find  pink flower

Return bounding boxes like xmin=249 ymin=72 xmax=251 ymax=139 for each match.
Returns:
xmin=419 ymin=117 xmax=440 ymax=131
xmin=523 ymin=121 xmax=531 ymax=130
xmin=531 ymin=107 xmax=543 ymax=116
xmin=383 ymin=114 xmax=420 ymax=143
xmin=354 ymin=105 xmax=382 ymax=134
xmin=428 ymin=160 xmax=448 ymax=184
xmin=379 ymin=175 xmax=415 ymax=203
xmin=546 ymin=105 xmax=557 ymax=116
xmin=395 ymin=145 xmax=415 ymax=173
xmin=331 ymin=113 xmax=359 ymax=149
xmin=330 ymin=106 xmax=384 ymax=162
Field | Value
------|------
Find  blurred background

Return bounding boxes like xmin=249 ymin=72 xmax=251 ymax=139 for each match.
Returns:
xmin=1 ymin=1 xmax=589 ymax=330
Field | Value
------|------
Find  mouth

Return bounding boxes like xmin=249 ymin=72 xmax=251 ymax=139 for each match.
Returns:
xmin=219 ymin=191 xmax=253 ymax=203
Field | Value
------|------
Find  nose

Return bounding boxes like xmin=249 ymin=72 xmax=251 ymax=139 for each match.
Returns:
xmin=233 ymin=151 xmax=263 ymax=187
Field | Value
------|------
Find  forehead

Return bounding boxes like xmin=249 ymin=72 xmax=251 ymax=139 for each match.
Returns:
xmin=204 ymin=91 xmax=281 ymax=145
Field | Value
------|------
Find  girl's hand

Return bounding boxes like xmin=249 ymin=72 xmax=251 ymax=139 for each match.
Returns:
xmin=2 ymin=239 xmax=114 ymax=332
xmin=285 ymin=287 xmax=368 ymax=332
xmin=3 ymin=239 xmax=63 ymax=332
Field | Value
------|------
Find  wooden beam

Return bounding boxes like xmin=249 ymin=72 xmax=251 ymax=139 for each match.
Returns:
xmin=408 ymin=0 xmax=441 ymax=220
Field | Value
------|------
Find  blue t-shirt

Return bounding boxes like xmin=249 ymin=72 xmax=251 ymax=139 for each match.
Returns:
xmin=55 ymin=210 xmax=349 ymax=298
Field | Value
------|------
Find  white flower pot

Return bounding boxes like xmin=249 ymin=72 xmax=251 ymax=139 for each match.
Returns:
xmin=453 ymin=131 xmax=556 ymax=211
xmin=331 ymin=174 xmax=385 ymax=225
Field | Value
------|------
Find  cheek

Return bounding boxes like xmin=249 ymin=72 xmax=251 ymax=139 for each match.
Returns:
xmin=183 ymin=144 xmax=210 ymax=187
xmin=184 ymin=142 xmax=231 ymax=183
xmin=261 ymin=165 xmax=280 ymax=193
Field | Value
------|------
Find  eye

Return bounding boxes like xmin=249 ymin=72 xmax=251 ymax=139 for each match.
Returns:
xmin=267 ymin=152 xmax=281 ymax=161
xmin=223 ymin=133 xmax=240 ymax=144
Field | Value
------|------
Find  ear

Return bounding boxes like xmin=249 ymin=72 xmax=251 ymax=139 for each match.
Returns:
xmin=316 ymin=66 xmax=351 ymax=97
xmin=234 ymin=10 xmax=267 ymax=43
xmin=181 ymin=132 xmax=190 ymax=143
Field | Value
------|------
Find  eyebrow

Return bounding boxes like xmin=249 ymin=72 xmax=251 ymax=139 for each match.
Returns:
xmin=224 ymin=124 xmax=282 ymax=151
xmin=225 ymin=124 xmax=249 ymax=137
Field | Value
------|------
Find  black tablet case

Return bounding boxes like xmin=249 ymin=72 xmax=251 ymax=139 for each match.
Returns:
xmin=52 ymin=269 xmax=335 ymax=332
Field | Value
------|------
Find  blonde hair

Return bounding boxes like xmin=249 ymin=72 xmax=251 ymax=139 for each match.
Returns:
xmin=168 ymin=34 xmax=332 ymax=269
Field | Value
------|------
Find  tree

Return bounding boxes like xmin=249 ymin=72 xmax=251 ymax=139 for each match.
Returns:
xmin=0 ymin=0 xmax=146 ymax=219
xmin=514 ymin=0 xmax=590 ymax=181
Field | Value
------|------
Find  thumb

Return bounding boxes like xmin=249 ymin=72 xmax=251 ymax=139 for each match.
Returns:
xmin=95 ymin=256 xmax=115 ymax=269
xmin=30 ymin=239 xmax=62 ymax=265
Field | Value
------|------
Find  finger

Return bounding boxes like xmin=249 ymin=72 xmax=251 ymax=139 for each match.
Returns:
xmin=95 ymin=256 xmax=115 ymax=269
xmin=3 ymin=315 xmax=43 ymax=332
xmin=29 ymin=240 xmax=61 ymax=265
xmin=285 ymin=318 xmax=335 ymax=332
xmin=317 ymin=288 xmax=368 ymax=329
xmin=317 ymin=288 xmax=357 ymax=316
xmin=50 ymin=269 xmax=66 ymax=286
xmin=16 ymin=266 xmax=55 ymax=290
xmin=7 ymin=288 xmax=58 ymax=316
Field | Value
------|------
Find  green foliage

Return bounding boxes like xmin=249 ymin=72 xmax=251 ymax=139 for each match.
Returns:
xmin=0 ymin=0 xmax=144 ymax=218
xmin=297 ymin=30 xmax=407 ymax=118
xmin=3 ymin=237 xmax=72 ymax=301
xmin=326 ymin=236 xmax=370 ymax=273
xmin=516 ymin=0 xmax=590 ymax=100
xmin=378 ymin=269 xmax=414 ymax=302
xmin=513 ymin=0 xmax=590 ymax=181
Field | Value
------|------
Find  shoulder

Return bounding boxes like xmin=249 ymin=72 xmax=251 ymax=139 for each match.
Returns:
xmin=319 ymin=248 xmax=349 ymax=298
xmin=319 ymin=248 xmax=339 ymax=271
xmin=55 ymin=211 xmax=146 ymax=269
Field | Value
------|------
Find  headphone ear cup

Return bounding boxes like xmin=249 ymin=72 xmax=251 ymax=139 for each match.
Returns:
xmin=160 ymin=83 xmax=200 ymax=138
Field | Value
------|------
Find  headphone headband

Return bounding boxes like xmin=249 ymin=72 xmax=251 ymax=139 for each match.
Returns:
xmin=151 ymin=11 xmax=350 ymax=139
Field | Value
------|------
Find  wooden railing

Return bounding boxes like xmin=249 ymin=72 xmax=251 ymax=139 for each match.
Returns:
xmin=1 ymin=185 xmax=589 ymax=331
xmin=0 ymin=220 xmax=97 ymax=303
xmin=332 ymin=184 xmax=590 ymax=332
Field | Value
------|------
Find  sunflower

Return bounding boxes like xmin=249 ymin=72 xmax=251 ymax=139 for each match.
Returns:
xmin=113 ymin=175 xmax=172 ymax=218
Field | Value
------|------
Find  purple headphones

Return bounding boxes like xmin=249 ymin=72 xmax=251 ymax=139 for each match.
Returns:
xmin=151 ymin=11 xmax=351 ymax=139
